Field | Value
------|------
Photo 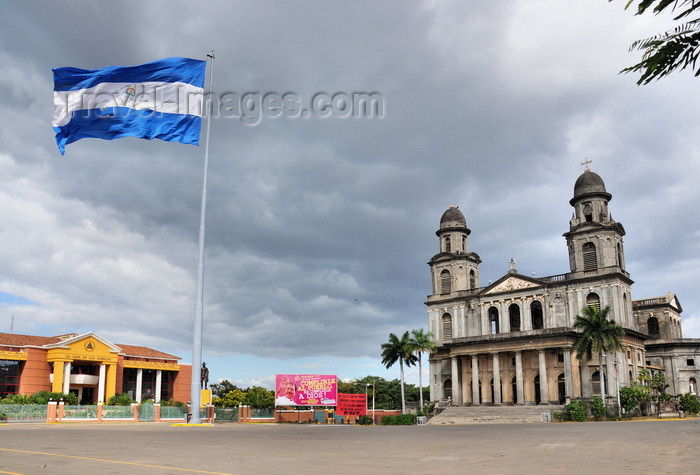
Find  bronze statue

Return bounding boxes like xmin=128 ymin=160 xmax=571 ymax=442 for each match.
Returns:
xmin=201 ymin=362 xmax=209 ymax=389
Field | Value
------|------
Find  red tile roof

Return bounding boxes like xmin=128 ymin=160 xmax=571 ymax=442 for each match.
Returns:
xmin=116 ymin=344 xmax=180 ymax=361
xmin=0 ymin=332 xmax=62 ymax=347
xmin=0 ymin=332 xmax=180 ymax=360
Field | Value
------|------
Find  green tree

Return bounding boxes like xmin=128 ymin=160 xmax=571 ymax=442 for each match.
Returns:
xmin=573 ymin=305 xmax=625 ymax=406
xmin=615 ymin=0 xmax=700 ymax=84
xmin=210 ymin=380 xmax=239 ymax=399
xmin=408 ymin=328 xmax=436 ymax=410
xmin=213 ymin=388 xmax=246 ymax=408
xmin=381 ymin=331 xmax=417 ymax=414
xmin=242 ymin=386 xmax=274 ymax=409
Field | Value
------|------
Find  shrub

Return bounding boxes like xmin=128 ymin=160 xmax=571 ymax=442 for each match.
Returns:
xmin=679 ymin=393 xmax=700 ymax=415
xmin=357 ymin=415 xmax=373 ymax=425
xmin=107 ymin=393 xmax=134 ymax=406
xmin=0 ymin=394 xmax=31 ymax=405
xmin=380 ymin=414 xmax=416 ymax=425
xmin=590 ymin=397 xmax=608 ymax=420
xmin=29 ymin=391 xmax=79 ymax=405
xmin=563 ymin=401 xmax=587 ymax=422
xmin=159 ymin=398 xmax=185 ymax=407
xmin=619 ymin=386 xmax=641 ymax=415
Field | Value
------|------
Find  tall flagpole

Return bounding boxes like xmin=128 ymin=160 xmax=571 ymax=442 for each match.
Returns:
xmin=190 ymin=51 xmax=215 ymax=424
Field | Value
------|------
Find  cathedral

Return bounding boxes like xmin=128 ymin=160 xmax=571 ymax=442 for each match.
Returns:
xmin=426 ymin=168 xmax=699 ymax=406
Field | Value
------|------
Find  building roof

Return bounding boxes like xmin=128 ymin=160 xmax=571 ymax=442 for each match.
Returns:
xmin=571 ymin=169 xmax=612 ymax=204
xmin=0 ymin=332 xmax=179 ymax=360
xmin=440 ymin=204 xmax=466 ymax=229
xmin=116 ymin=344 xmax=180 ymax=361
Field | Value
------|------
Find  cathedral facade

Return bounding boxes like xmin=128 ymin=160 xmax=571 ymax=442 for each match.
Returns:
xmin=426 ymin=168 xmax=698 ymax=406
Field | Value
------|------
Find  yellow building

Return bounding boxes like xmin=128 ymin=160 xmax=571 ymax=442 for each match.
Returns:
xmin=0 ymin=331 xmax=191 ymax=403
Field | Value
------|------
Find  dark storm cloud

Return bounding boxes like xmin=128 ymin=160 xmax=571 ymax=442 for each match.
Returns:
xmin=0 ymin=0 xmax=698 ymax=376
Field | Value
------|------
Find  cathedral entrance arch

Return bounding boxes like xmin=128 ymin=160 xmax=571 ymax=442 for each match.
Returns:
xmin=443 ymin=378 xmax=452 ymax=401
xmin=534 ymin=375 xmax=541 ymax=404
xmin=511 ymin=376 xmax=517 ymax=404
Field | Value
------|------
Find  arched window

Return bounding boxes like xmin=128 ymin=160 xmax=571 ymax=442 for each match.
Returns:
xmin=444 ymin=237 xmax=451 ymax=253
xmin=442 ymin=313 xmax=453 ymax=340
xmin=583 ymin=242 xmax=597 ymax=271
xmin=690 ymin=377 xmax=697 ymax=395
xmin=623 ymin=294 xmax=629 ymax=323
xmin=531 ymin=301 xmax=544 ymax=330
xmin=440 ymin=269 xmax=451 ymax=294
xmin=647 ymin=317 xmax=660 ymax=339
xmin=583 ymin=204 xmax=593 ymax=222
xmin=469 ymin=270 xmax=475 ymax=290
xmin=509 ymin=304 xmax=521 ymax=332
xmin=586 ymin=292 xmax=600 ymax=311
xmin=592 ymin=371 xmax=601 ymax=396
xmin=462 ymin=236 xmax=467 ymax=252
xmin=489 ymin=307 xmax=500 ymax=334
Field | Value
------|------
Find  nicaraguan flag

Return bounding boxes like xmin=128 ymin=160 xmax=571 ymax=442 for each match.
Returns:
xmin=52 ymin=57 xmax=206 ymax=155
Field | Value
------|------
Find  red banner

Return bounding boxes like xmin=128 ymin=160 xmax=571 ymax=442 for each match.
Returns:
xmin=336 ymin=393 xmax=367 ymax=416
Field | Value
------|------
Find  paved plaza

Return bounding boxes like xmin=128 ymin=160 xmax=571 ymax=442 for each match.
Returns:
xmin=1 ymin=419 xmax=698 ymax=474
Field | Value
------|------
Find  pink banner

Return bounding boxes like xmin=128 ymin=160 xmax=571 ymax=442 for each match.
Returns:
xmin=275 ymin=374 xmax=337 ymax=406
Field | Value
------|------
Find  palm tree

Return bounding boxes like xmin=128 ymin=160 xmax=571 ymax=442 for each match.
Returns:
xmin=573 ymin=305 xmax=625 ymax=405
xmin=408 ymin=328 xmax=436 ymax=410
xmin=381 ymin=331 xmax=417 ymax=414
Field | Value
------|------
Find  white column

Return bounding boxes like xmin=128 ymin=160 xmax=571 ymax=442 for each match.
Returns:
xmin=538 ymin=350 xmax=549 ymax=404
xmin=97 ymin=364 xmax=106 ymax=403
xmin=471 ymin=355 xmax=480 ymax=405
xmin=515 ymin=351 xmax=524 ymax=404
xmin=155 ymin=370 xmax=163 ymax=402
xmin=451 ymin=356 xmax=461 ymax=405
xmin=430 ymin=361 xmax=438 ymax=401
xmin=492 ymin=353 xmax=502 ymax=405
xmin=564 ymin=349 xmax=573 ymax=401
xmin=136 ymin=368 xmax=143 ymax=403
xmin=62 ymin=362 xmax=72 ymax=394
xmin=523 ymin=300 xmax=532 ymax=331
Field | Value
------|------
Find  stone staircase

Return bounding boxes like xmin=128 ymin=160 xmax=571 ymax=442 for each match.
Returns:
xmin=427 ymin=404 xmax=565 ymax=425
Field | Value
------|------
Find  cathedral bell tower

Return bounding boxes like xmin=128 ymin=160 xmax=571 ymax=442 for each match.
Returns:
xmin=428 ymin=205 xmax=482 ymax=295
xmin=563 ymin=168 xmax=628 ymax=277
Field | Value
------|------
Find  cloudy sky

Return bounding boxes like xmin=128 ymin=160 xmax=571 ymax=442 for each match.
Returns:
xmin=1 ymin=1 xmax=698 ymax=390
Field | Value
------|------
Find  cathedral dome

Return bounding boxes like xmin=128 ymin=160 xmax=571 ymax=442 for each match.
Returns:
xmin=440 ymin=205 xmax=467 ymax=230
xmin=570 ymin=169 xmax=612 ymax=205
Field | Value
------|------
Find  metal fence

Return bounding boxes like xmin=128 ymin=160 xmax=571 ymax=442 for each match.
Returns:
xmin=62 ymin=405 xmax=99 ymax=420
xmin=251 ymin=407 xmax=274 ymax=418
xmin=161 ymin=406 xmax=188 ymax=420
xmin=0 ymin=404 xmax=48 ymax=422
xmin=214 ymin=407 xmax=238 ymax=422
xmin=101 ymin=405 xmax=135 ymax=420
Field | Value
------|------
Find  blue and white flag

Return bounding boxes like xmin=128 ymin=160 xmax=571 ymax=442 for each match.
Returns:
xmin=52 ymin=57 xmax=206 ymax=155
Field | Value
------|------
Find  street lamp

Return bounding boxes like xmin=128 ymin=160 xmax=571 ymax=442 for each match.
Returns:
xmin=371 ymin=381 xmax=376 ymax=425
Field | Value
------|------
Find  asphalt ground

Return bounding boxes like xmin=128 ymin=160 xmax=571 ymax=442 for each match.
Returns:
xmin=1 ymin=419 xmax=698 ymax=474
